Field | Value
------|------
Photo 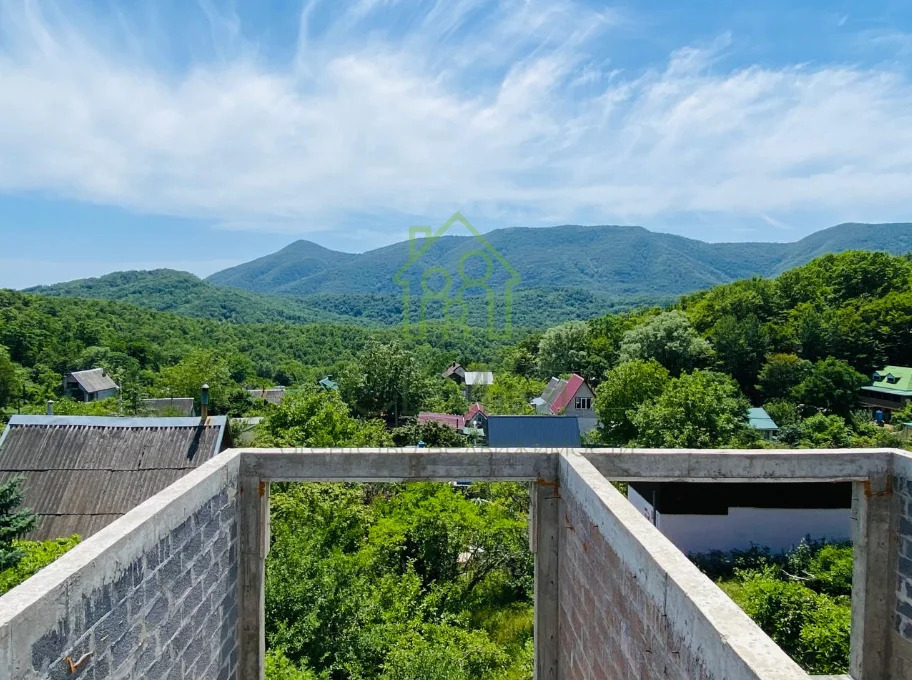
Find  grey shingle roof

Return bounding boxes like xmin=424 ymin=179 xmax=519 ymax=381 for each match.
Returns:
xmin=68 ymin=368 xmax=119 ymax=394
xmin=0 ymin=415 xmax=227 ymax=541
xmin=486 ymin=415 xmax=581 ymax=448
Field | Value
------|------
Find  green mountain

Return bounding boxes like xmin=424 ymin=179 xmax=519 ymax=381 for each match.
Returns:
xmin=25 ymin=223 xmax=912 ymax=328
xmin=208 ymin=222 xmax=912 ymax=297
xmin=25 ymin=269 xmax=352 ymax=325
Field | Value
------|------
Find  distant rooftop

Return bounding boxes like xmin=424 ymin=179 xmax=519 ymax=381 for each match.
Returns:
xmin=67 ymin=367 xmax=118 ymax=395
xmin=748 ymin=407 xmax=779 ymax=432
xmin=486 ymin=415 xmax=580 ymax=448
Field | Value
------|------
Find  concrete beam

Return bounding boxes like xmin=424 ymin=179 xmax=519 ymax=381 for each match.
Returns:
xmin=851 ymin=476 xmax=897 ymax=680
xmin=244 ymin=449 xmax=559 ymax=482
xmin=238 ymin=470 xmax=269 ymax=680
xmin=531 ymin=481 xmax=560 ymax=680
xmin=585 ymin=449 xmax=892 ymax=482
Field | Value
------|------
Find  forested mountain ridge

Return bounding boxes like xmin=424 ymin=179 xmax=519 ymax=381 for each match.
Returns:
xmin=208 ymin=222 xmax=912 ymax=297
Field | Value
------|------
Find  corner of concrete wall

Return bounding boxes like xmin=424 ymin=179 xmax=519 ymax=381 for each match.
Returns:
xmin=557 ymin=452 xmax=809 ymax=680
xmin=891 ymin=450 xmax=912 ymax=679
xmin=0 ymin=450 xmax=242 ymax=680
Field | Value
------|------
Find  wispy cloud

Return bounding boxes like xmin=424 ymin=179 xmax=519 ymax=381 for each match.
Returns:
xmin=0 ymin=0 xmax=910 ymax=236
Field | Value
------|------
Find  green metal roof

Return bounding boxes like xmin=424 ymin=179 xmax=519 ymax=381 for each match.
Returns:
xmin=866 ymin=365 xmax=912 ymax=395
xmin=747 ymin=407 xmax=779 ymax=431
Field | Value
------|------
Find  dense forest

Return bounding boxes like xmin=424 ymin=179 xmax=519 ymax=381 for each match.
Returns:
xmin=3 ymin=249 xmax=912 ymax=677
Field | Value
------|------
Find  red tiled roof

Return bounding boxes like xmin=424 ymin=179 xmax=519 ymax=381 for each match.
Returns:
xmin=551 ymin=374 xmax=585 ymax=414
xmin=418 ymin=412 xmax=466 ymax=429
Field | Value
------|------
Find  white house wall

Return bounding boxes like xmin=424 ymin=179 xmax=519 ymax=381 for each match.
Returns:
xmin=627 ymin=487 xmax=852 ymax=555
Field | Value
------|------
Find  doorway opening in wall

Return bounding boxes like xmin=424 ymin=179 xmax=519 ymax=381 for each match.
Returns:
xmin=624 ymin=480 xmax=855 ymax=676
xmin=263 ymin=481 xmax=536 ymax=680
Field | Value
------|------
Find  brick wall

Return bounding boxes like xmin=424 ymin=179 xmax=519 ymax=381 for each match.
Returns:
xmin=0 ymin=452 xmax=240 ymax=680
xmin=557 ymin=453 xmax=807 ymax=680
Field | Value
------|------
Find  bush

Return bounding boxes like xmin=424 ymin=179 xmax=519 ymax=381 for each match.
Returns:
xmin=0 ymin=535 xmax=81 ymax=595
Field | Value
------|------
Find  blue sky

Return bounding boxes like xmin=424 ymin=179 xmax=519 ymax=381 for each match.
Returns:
xmin=1 ymin=0 xmax=912 ymax=288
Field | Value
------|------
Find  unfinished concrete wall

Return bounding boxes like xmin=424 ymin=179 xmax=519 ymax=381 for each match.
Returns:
xmin=557 ymin=453 xmax=809 ymax=680
xmin=0 ymin=450 xmax=241 ymax=680
xmin=892 ymin=451 xmax=912 ymax=678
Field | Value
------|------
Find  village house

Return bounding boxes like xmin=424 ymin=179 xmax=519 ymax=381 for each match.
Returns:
xmin=531 ymin=373 xmax=597 ymax=433
xmin=247 ymin=387 xmax=287 ymax=405
xmin=141 ymin=397 xmax=196 ymax=417
xmin=0 ymin=415 xmax=229 ymax=540
xmin=860 ymin=365 xmax=912 ymax=418
xmin=62 ymin=367 xmax=119 ymax=402
xmin=417 ymin=403 xmax=488 ymax=436
xmin=748 ymin=407 xmax=780 ymax=441
xmin=441 ymin=361 xmax=494 ymax=398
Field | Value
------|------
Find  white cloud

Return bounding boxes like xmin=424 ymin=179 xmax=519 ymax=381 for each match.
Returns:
xmin=0 ymin=0 xmax=910 ymax=236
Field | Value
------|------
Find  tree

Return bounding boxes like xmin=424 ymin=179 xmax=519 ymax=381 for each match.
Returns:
xmin=631 ymin=370 xmax=754 ymax=448
xmin=709 ymin=314 xmax=770 ymax=392
xmin=536 ymin=322 xmax=590 ymax=379
xmin=259 ymin=388 xmax=391 ymax=447
xmin=481 ymin=374 xmax=544 ymax=415
xmin=757 ymin=354 xmax=813 ymax=400
xmin=618 ymin=311 xmax=713 ymax=376
xmin=595 ymin=360 xmax=670 ymax=445
xmin=791 ymin=357 xmax=866 ymax=418
xmin=156 ymin=348 xmax=235 ymax=413
xmin=0 ymin=345 xmax=19 ymax=409
xmin=340 ymin=341 xmax=425 ymax=423
xmin=391 ymin=421 xmax=467 ymax=448
xmin=0 ymin=477 xmax=37 ymax=572
xmin=797 ymin=414 xmax=853 ymax=449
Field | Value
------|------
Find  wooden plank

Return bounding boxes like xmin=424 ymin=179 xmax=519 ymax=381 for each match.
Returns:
xmin=532 ymin=480 xmax=560 ymax=680
xmin=237 ymin=472 xmax=269 ymax=680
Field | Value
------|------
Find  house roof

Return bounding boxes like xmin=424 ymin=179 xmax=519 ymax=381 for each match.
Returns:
xmin=486 ymin=416 xmax=581 ymax=448
xmin=465 ymin=403 xmax=487 ymax=419
xmin=418 ymin=412 xmax=466 ymax=429
xmin=747 ymin=407 xmax=779 ymax=432
xmin=441 ymin=362 xmax=466 ymax=380
xmin=0 ymin=415 xmax=227 ymax=541
xmin=319 ymin=377 xmax=339 ymax=391
xmin=540 ymin=378 xmax=566 ymax=406
xmin=464 ymin=371 xmax=494 ymax=386
xmin=67 ymin=368 xmax=118 ymax=395
xmin=141 ymin=398 xmax=196 ymax=417
xmin=550 ymin=374 xmax=586 ymax=414
xmin=864 ymin=365 xmax=912 ymax=396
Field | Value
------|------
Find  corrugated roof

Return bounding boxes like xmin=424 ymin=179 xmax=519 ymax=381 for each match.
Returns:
xmin=464 ymin=371 xmax=494 ymax=386
xmin=865 ymin=365 xmax=912 ymax=396
xmin=441 ymin=362 xmax=466 ymax=380
xmin=0 ymin=415 xmax=227 ymax=541
xmin=747 ymin=407 xmax=779 ymax=431
xmin=540 ymin=378 xmax=566 ymax=407
xmin=486 ymin=416 xmax=581 ymax=448
xmin=68 ymin=368 xmax=118 ymax=395
xmin=465 ymin=403 xmax=486 ymax=419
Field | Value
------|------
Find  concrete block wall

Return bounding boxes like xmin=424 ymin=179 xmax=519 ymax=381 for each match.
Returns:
xmin=892 ymin=452 xmax=912 ymax=678
xmin=557 ymin=453 xmax=809 ymax=680
xmin=0 ymin=450 xmax=241 ymax=680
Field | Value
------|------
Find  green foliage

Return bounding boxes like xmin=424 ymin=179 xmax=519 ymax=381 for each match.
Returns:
xmin=631 ymin=370 xmax=755 ymax=448
xmin=391 ymin=421 xmax=467 ymax=448
xmin=0 ymin=345 xmax=19 ymax=408
xmin=797 ymin=414 xmax=853 ymax=448
xmin=693 ymin=540 xmax=853 ymax=675
xmin=340 ymin=341 xmax=426 ymax=421
xmin=481 ymin=375 xmax=544 ymax=416
xmin=0 ymin=535 xmax=81 ymax=595
xmin=757 ymin=354 xmax=813 ymax=400
xmin=265 ymin=482 xmax=533 ymax=680
xmin=259 ymin=389 xmax=392 ymax=447
xmin=594 ymin=360 xmax=670 ymax=445
xmin=618 ymin=311 xmax=713 ymax=376
xmin=536 ymin=322 xmax=590 ymax=378
xmin=791 ymin=357 xmax=867 ymax=417
xmin=0 ymin=476 xmax=37 ymax=572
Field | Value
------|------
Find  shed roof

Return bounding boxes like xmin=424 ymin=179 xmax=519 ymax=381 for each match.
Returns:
xmin=464 ymin=371 xmax=494 ymax=386
xmin=67 ymin=368 xmax=118 ymax=395
xmin=486 ymin=416 xmax=581 ymax=448
xmin=418 ymin=412 xmax=466 ymax=429
xmin=247 ymin=388 xmax=287 ymax=405
xmin=747 ymin=407 xmax=779 ymax=432
xmin=141 ymin=398 xmax=196 ymax=417
xmin=0 ymin=415 xmax=227 ymax=541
